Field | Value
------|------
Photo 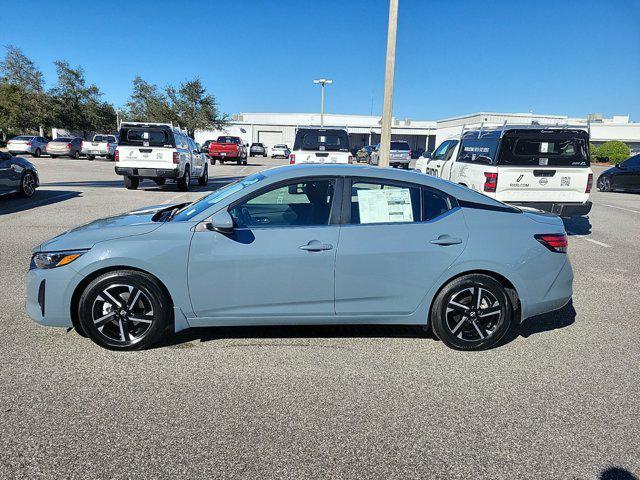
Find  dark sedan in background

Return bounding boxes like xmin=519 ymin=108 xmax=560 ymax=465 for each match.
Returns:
xmin=0 ymin=152 xmax=39 ymax=198
xmin=597 ymin=154 xmax=640 ymax=192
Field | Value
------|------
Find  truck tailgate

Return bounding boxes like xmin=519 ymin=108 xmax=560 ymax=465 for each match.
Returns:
xmin=116 ymin=146 xmax=176 ymax=169
xmin=496 ymin=167 xmax=592 ymax=203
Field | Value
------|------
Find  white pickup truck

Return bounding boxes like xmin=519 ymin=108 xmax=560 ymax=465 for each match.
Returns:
xmin=82 ymin=134 xmax=118 ymax=160
xmin=416 ymin=126 xmax=593 ymax=217
xmin=289 ymin=127 xmax=353 ymax=164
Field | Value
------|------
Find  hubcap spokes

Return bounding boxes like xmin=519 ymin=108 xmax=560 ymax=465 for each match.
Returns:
xmin=23 ymin=175 xmax=35 ymax=195
xmin=91 ymin=284 xmax=154 ymax=345
xmin=445 ymin=287 xmax=502 ymax=342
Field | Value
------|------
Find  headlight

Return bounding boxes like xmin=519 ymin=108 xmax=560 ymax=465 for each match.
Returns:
xmin=30 ymin=250 xmax=89 ymax=270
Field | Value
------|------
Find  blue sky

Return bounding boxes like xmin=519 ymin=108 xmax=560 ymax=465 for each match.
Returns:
xmin=1 ymin=0 xmax=639 ymax=120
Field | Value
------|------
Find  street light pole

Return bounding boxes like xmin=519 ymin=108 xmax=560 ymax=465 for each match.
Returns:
xmin=313 ymin=78 xmax=333 ymax=127
xmin=379 ymin=0 xmax=399 ymax=168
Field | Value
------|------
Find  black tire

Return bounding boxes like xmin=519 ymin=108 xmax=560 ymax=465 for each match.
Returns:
xmin=34 ymin=148 xmax=41 ymax=158
xmin=401 ymin=163 xmax=409 ymax=169
xmin=154 ymin=177 xmax=166 ymax=186
xmin=177 ymin=167 xmax=190 ymax=191
xmin=211 ymin=157 xmax=217 ymax=165
xmin=77 ymin=270 xmax=171 ymax=350
xmin=198 ymin=164 xmax=208 ymax=186
xmin=598 ymin=176 xmax=611 ymax=192
xmin=87 ymin=154 xmax=95 ymax=160
xmin=73 ymin=150 xmax=80 ymax=159
xmin=19 ymin=171 xmax=37 ymax=198
xmin=49 ymin=154 xmax=57 ymax=158
xmin=430 ymin=274 xmax=513 ymax=351
xmin=124 ymin=176 xmax=139 ymax=190
xmin=219 ymin=160 xmax=225 ymax=165
xmin=243 ymin=159 xmax=248 ymax=165
xmin=236 ymin=159 xmax=241 ymax=165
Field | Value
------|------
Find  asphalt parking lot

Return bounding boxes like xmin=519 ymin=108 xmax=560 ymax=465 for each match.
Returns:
xmin=1 ymin=156 xmax=639 ymax=479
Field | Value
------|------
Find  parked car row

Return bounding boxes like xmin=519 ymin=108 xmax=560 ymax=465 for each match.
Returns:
xmin=6 ymin=134 xmax=120 ymax=160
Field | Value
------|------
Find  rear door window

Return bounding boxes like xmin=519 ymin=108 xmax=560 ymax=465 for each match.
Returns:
xmin=350 ymin=180 xmax=421 ymax=224
xmin=431 ymin=140 xmax=459 ymax=161
xmin=458 ymin=137 xmax=500 ymax=164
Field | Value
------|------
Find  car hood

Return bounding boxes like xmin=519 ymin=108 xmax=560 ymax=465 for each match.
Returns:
xmin=33 ymin=204 xmax=173 ymax=252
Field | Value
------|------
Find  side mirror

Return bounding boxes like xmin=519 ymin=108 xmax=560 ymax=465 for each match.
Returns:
xmin=245 ymin=143 xmax=249 ymax=147
xmin=208 ymin=210 xmax=234 ymax=234
xmin=422 ymin=151 xmax=432 ymax=158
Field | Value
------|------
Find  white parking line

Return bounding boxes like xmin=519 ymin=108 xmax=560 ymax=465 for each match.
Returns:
xmin=567 ymin=233 xmax=612 ymax=248
xmin=600 ymin=203 xmax=640 ymax=215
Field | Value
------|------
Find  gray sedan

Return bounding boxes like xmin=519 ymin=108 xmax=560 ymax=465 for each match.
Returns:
xmin=0 ymin=152 xmax=39 ymax=198
xmin=46 ymin=137 xmax=83 ymax=159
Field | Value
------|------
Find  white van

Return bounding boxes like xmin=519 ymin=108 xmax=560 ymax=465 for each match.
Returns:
xmin=416 ymin=126 xmax=593 ymax=216
xmin=115 ymin=122 xmax=208 ymax=191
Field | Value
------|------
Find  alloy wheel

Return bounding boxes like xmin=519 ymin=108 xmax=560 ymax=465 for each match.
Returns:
xmin=90 ymin=284 xmax=155 ymax=346
xmin=445 ymin=286 xmax=503 ymax=342
xmin=22 ymin=173 xmax=36 ymax=197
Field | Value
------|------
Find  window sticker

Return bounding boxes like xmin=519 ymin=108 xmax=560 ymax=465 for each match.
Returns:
xmin=357 ymin=188 xmax=414 ymax=224
xmin=540 ymin=142 xmax=549 ymax=153
xmin=539 ymin=157 xmax=549 ymax=166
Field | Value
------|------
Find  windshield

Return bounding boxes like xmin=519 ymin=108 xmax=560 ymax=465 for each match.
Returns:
xmin=172 ymin=173 xmax=266 ymax=221
xmin=498 ymin=132 xmax=589 ymax=167
xmin=294 ymin=129 xmax=349 ymax=152
xmin=390 ymin=141 xmax=410 ymax=151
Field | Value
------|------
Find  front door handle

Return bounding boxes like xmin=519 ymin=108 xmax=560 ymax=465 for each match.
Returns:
xmin=299 ymin=240 xmax=333 ymax=252
xmin=430 ymin=235 xmax=463 ymax=246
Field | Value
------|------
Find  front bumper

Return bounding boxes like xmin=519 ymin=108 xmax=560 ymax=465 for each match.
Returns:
xmin=26 ymin=265 xmax=84 ymax=328
xmin=115 ymin=166 xmax=181 ymax=179
xmin=510 ymin=201 xmax=592 ymax=217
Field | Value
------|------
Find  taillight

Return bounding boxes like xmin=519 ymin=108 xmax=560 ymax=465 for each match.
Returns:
xmin=67 ymin=143 xmax=72 ymax=149
xmin=535 ymin=233 xmax=568 ymax=253
xmin=348 ymin=155 xmax=353 ymax=164
xmin=106 ymin=143 xmax=110 ymax=151
xmin=27 ymin=142 xmax=32 ymax=146
xmin=173 ymin=152 xmax=180 ymax=164
xmin=483 ymin=172 xmax=498 ymax=192
xmin=114 ymin=149 xmax=119 ymax=162
xmin=289 ymin=154 xmax=296 ymax=164
xmin=586 ymin=173 xmax=593 ymax=193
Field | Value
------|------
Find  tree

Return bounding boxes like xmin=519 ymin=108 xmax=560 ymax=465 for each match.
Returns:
xmin=0 ymin=46 xmax=50 ymax=137
xmin=125 ymin=76 xmax=174 ymax=123
xmin=589 ymin=142 xmax=599 ymax=163
xmin=50 ymin=60 xmax=115 ymax=136
xmin=595 ymin=141 xmax=630 ymax=164
xmin=167 ymin=78 xmax=227 ymax=137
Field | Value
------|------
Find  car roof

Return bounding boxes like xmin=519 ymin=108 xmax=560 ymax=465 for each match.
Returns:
xmin=259 ymin=164 xmax=508 ymax=206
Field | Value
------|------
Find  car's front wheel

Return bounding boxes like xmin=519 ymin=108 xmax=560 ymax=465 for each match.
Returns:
xmin=78 ymin=270 xmax=171 ymax=350
xmin=19 ymin=171 xmax=37 ymax=197
xmin=430 ymin=274 xmax=513 ymax=350
xmin=198 ymin=164 xmax=208 ymax=186
xmin=598 ymin=176 xmax=611 ymax=192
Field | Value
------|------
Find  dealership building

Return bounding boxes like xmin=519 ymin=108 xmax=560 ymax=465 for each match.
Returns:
xmin=195 ymin=111 xmax=640 ymax=154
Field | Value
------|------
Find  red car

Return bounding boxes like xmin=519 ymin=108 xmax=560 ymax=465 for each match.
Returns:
xmin=208 ymin=136 xmax=248 ymax=165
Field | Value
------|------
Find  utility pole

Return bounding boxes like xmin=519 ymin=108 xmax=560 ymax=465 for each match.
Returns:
xmin=379 ymin=0 xmax=399 ymax=168
xmin=313 ymin=79 xmax=333 ymax=127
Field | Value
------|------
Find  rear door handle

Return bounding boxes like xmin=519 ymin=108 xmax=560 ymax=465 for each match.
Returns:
xmin=299 ymin=240 xmax=333 ymax=252
xmin=430 ymin=235 xmax=463 ymax=246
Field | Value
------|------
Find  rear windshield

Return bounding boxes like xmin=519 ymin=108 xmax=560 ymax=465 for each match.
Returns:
xmin=119 ymin=127 xmax=175 ymax=147
xmin=217 ymin=136 xmax=241 ymax=144
xmin=53 ymin=137 xmax=72 ymax=142
xmin=390 ymin=141 xmax=410 ymax=150
xmin=274 ymin=144 xmax=288 ymax=148
xmin=498 ymin=132 xmax=589 ymax=167
xmin=13 ymin=136 xmax=34 ymax=141
xmin=93 ymin=135 xmax=115 ymax=142
xmin=294 ymin=129 xmax=349 ymax=152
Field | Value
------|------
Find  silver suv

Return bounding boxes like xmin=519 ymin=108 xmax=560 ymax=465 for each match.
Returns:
xmin=7 ymin=136 xmax=49 ymax=157
xmin=370 ymin=141 xmax=412 ymax=169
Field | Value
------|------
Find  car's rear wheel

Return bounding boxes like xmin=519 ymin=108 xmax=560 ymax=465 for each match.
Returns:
xmin=78 ymin=270 xmax=171 ymax=350
xmin=598 ymin=176 xmax=611 ymax=192
xmin=177 ymin=167 xmax=190 ymax=191
xmin=430 ymin=274 xmax=513 ymax=351
xmin=124 ymin=176 xmax=139 ymax=190
xmin=198 ymin=165 xmax=208 ymax=186
xmin=19 ymin=171 xmax=37 ymax=197
xmin=34 ymin=148 xmax=41 ymax=158
xmin=73 ymin=150 xmax=80 ymax=159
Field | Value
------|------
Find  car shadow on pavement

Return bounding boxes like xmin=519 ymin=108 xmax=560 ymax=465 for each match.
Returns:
xmin=562 ymin=216 xmax=592 ymax=235
xmin=0 ymin=189 xmax=81 ymax=215
xmin=160 ymin=300 xmax=577 ymax=349
xmin=600 ymin=467 xmax=639 ymax=480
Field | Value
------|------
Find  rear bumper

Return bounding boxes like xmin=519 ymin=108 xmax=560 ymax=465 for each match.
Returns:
xmin=8 ymin=146 xmax=34 ymax=154
xmin=210 ymin=152 xmax=240 ymax=158
xmin=510 ymin=201 xmax=592 ymax=217
xmin=522 ymin=258 xmax=573 ymax=321
xmin=115 ymin=166 xmax=181 ymax=179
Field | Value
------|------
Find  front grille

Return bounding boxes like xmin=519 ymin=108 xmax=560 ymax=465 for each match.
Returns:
xmin=38 ymin=280 xmax=46 ymax=316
